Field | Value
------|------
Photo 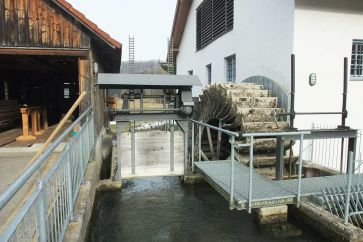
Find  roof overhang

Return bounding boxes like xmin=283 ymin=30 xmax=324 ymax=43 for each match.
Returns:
xmin=98 ymin=74 xmax=202 ymax=89
xmin=171 ymin=0 xmax=193 ymax=51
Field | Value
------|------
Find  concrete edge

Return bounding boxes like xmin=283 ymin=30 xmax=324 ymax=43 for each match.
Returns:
xmin=290 ymin=202 xmax=363 ymax=242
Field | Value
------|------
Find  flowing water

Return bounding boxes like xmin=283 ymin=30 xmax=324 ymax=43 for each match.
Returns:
xmin=88 ymin=177 xmax=329 ymax=242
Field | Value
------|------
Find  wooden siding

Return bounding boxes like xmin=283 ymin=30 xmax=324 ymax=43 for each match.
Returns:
xmin=0 ymin=0 xmax=90 ymax=48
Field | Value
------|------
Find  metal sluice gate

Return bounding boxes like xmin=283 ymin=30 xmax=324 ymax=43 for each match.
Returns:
xmin=98 ymin=74 xmax=202 ymax=179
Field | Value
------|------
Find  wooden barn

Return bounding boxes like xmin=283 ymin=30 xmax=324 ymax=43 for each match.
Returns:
xmin=0 ymin=0 xmax=122 ymax=146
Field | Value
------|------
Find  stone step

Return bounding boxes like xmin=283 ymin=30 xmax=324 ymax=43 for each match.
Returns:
xmin=235 ymin=153 xmax=299 ymax=167
xmin=235 ymin=138 xmax=293 ymax=151
xmin=234 ymin=97 xmax=277 ymax=108
xmin=215 ymin=83 xmax=264 ymax=90
xmin=228 ymin=89 xmax=270 ymax=98
xmin=243 ymin=121 xmax=289 ymax=132
xmin=237 ymin=108 xmax=285 ymax=122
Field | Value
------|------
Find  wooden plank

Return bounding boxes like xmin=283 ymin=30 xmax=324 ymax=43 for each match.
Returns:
xmin=0 ymin=0 xmax=4 ymax=45
xmin=0 ymin=129 xmax=22 ymax=147
xmin=0 ymin=47 xmax=89 ymax=56
xmin=16 ymin=0 xmax=26 ymax=45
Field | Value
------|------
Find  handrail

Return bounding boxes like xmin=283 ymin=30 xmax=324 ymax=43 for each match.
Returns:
xmin=242 ymin=131 xmax=311 ymax=138
xmin=191 ymin=119 xmax=240 ymax=137
xmin=0 ymin=106 xmax=93 ymax=210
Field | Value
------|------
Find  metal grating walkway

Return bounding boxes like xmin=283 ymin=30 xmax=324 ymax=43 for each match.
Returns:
xmin=194 ymin=161 xmax=362 ymax=210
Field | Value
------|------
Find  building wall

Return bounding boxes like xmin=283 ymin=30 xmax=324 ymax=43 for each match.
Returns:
xmin=176 ymin=0 xmax=294 ymax=96
xmin=0 ymin=0 xmax=90 ymax=48
xmin=294 ymin=0 xmax=363 ymax=135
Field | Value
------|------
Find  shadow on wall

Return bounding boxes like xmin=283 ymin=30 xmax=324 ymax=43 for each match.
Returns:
xmin=296 ymin=0 xmax=363 ymax=14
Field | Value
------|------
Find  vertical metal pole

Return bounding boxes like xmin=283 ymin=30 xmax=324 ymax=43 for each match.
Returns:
xmin=275 ymin=136 xmax=285 ymax=181
xmin=297 ymin=134 xmax=304 ymax=208
xmin=116 ymin=122 xmax=123 ymax=181
xmin=170 ymin=122 xmax=175 ymax=172
xmin=310 ymin=123 xmax=315 ymax=162
xmin=65 ymin=150 xmax=75 ymax=221
xmin=217 ymin=120 xmax=222 ymax=159
xmin=229 ymin=136 xmax=235 ymax=210
xmin=290 ymin=54 xmax=296 ymax=129
xmin=131 ymin=124 xmax=136 ymax=175
xmin=347 ymin=137 xmax=357 ymax=174
xmin=78 ymin=133 xmax=84 ymax=183
xmin=342 ymin=57 xmax=348 ymax=127
xmin=140 ymin=89 xmax=144 ymax=113
xmin=198 ymin=126 xmax=202 ymax=162
xmin=344 ymin=151 xmax=354 ymax=225
xmin=248 ymin=136 xmax=254 ymax=214
xmin=340 ymin=58 xmax=349 ymax=173
xmin=192 ymin=122 xmax=195 ymax=172
xmin=36 ymin=180 xmax=47 ymax=242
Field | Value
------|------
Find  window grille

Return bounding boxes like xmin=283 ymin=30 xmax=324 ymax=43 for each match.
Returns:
xmin=225 ymin=54 xmax=236 ymax=82
xmin=196 ymin=0 xmax=234 ymax=51
xmin=351 ymin=40 xmax=363 ymax=79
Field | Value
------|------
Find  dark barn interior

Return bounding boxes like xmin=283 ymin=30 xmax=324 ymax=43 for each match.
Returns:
xmin=0 ymin=55 xmax=79 ymax=127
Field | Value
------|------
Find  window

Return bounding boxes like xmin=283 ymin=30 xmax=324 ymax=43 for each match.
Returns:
xmin=206 ymin=64 xmax=212 ymax=84
xmin=225 ymin=54 xmax=236 ymax=82
xmin=188 ymin=70 xmax=193 ymax=75
xmin=351 ymin=40 xmax=363 ymax=79
xmin=196 ymin=0 xmax=234 ymax=51
xmin=64 ymin=87 xmax=70 ymax=99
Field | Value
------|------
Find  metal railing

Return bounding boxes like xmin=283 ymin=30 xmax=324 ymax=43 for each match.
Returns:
xmin=242 ymin=131 xmax=310 ymax=213
xmin=310 ymin=124 xmax=363 ymax=173
xmin=0 ymin=107 xmax=95 ymax=242
xmin=344 ymin=152 xmax=363 ymax=226
xmin=191 ymin=120 xmax=239 ymax=209
xmin=191 ymin=119 xmax=311 ymax=212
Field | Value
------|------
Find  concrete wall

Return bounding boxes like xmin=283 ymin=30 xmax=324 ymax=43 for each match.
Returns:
xmin=176 ymin=0 xmax=294 ymax=96
xmin=294 ymin=0 xmax=363 ymax=158
xmin=294 ymin=0 xmax=363 ymax=129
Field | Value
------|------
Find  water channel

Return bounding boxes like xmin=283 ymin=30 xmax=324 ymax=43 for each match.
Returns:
xmin=88 ymin=177 xmax=329 ymax=242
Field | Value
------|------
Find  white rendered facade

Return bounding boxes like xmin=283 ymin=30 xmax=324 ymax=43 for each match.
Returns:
xmin=175 ymin=0 xmax=363 ymax=147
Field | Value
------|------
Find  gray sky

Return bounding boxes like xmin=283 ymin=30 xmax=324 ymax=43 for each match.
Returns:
xmin=67 ymin=0 xmax=177 ymax=61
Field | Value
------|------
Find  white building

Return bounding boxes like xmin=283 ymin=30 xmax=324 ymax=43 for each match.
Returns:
xmin=171 ymin=0 xmax=363 ymax=161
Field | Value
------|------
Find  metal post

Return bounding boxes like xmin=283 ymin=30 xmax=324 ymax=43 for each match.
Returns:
xmin=192 ymin=122 xmax=195 ymax=172
xmin=36 ymin=180 xmax=47 ymax=242
xmin=65 ymin=150 xmax=75 ymax=221
xmin=229 ymin=136 xmax=235 ymax=210
xmin=275 ymin=136 xmax=285 ymax=180
xmin=342 ymin=57 xmax=348 ymax=127
xmin=198 ymin=126 xmax=202 ymax=162
xmin=340 ymin=58 xmax=349 ymax=174
xmin=347 ymin=137 xmax=357 ymax=174
xmin=131 ymin=124 xmax=136 ymax=175
xmin=248 ymin=136 xmax=254 ymax=214
xmin=344 ymin=151 xmax=354 ymax=224
xmin=78 ymin=133 xmax=84 ymax=183
xmin=116 ymin=122 xmax=123 ymax=181
xmin=290 ymin=54 xmax=296 ymax=129
xmin=217 ymin=120 xmax=222 ymax=159
xmin=310 ymin=123 xmax=315 ymax=162
xmin=170 ymin=122 xmax=175 ymax=172
xmin=297 ymin=134 xmax=304 ymax=207
xmin=140 ymin=89 xmax=144 ymax=114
